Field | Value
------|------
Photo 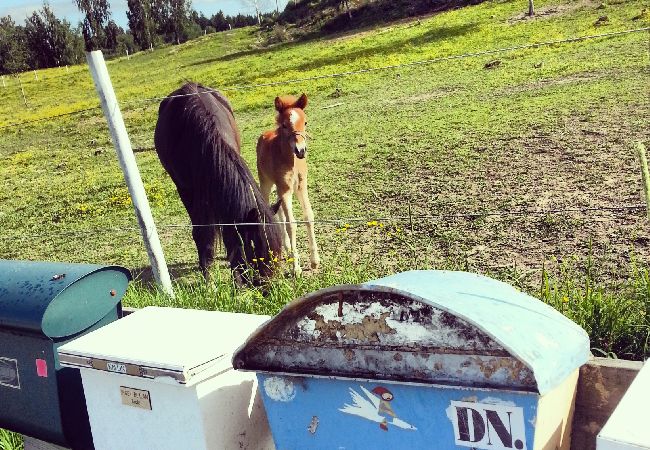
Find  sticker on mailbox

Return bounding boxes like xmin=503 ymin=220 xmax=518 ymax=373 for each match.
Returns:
xmin=120 ymin=386 xmax=152 ymax=410
xmin=448 ymin=400 xmax=527 ymax=450
xmin=107 ymin=362 xmax=127 ymax=374
xmin=0 ymin=357 xmax=20 ymax=389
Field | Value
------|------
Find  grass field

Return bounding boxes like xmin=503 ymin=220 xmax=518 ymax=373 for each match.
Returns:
xmin=1 ymin=0 xmax=649 ymax=349
xmin=1 ymin=0 xmax=649 ymax=447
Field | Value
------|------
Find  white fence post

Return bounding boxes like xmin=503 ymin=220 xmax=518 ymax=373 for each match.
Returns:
xmin=637 ymin=142 xmax=650 ymax=220
xmin=86 ymin=50 xmax=174 ymax=297
xmin=18 ymin=75 xmax=27 ymax=106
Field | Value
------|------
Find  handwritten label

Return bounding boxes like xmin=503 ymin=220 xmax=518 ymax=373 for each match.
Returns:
xmin=120 ymin=386 xmax=152 ymax=410
xmin=107 ymin=362 xmax=127 ymax=374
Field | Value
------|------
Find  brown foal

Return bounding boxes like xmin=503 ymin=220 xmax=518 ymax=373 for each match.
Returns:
xmin=256 ymin=94 xmax=320 ymax=275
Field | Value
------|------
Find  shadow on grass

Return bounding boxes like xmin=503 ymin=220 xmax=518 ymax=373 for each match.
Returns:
xmin=130 ymin=261 xmax=205 ymax=285
xmin=187 ymin=21 xmax=478 ymax=90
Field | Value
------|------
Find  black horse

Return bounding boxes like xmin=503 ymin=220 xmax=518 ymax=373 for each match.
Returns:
xmin=154 ymin=82 xmax=282 ymax=283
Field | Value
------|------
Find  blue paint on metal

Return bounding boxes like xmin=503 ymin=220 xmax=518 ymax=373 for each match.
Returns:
xmin=258 ymin=374 xmax=538 ymax=450
xmin=364 ymin=270 xmax=590 ymax=395
xmin=0 ymin=259 xmax=130 ymax=338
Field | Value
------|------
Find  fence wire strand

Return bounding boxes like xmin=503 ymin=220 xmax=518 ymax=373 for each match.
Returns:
xmin=0 ymin=204 xmax=645 ymax=242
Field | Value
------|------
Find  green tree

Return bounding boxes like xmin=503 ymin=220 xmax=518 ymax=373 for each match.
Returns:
xmin=210 ymin=10 xmax=228 ymax=32
xmin=73 ymin=0 xmax=111 ymax=51
xmin=151 ymin=0 xmax=171 ymax=40
xmin=24 ymin=3 xmax=84 ymax=68
xmin=169 ymin=0 xmax=190 ymax=44
xmin=126 ymin=0 xmax=155 ymax=50
xmin=104 ymin=19 xmax=122 ymax=53
xmin=0 ymin=16 xmax=29 ymax=74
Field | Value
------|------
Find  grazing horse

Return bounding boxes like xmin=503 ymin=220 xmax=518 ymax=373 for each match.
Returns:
xmin=154 ymin=82 xmax=282 ymax=284
xmin=256 ymin=94 xmax=320 ymax=275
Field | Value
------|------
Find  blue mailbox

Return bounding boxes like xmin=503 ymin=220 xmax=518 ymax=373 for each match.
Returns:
xmin=233 ymin=270 xmax=591 ymax=450
xmin=0 ymin=260 xmax=130 ymax=449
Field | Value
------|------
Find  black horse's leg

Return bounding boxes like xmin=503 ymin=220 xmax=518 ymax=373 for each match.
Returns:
xmin=192 ymin=225 xmax=217 ymax=280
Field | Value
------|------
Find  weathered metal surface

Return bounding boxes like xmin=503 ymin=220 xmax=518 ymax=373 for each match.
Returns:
xmin=233 ymin=270 xmax=590 ymax=394
xmin=0 ymin=259 xmax=130 ymax=338
xmin=366 ymin=271 xmax=591 ymax=395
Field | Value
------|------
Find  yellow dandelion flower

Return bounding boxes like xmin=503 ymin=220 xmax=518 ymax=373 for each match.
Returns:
xmin=562 ymin=296 xmax=569 ymax=303
xmin=252 ymin=258 xmax=258 ymax=263
xmin=287 ymin=257 xmax=295 ymax=263
xmin=273 ymin=257 xmax=279 ymax=263
xmin=259 ymin=257 xmax=265 ymax=261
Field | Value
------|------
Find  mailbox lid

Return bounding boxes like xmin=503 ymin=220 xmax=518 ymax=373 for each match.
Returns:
xmin=58 ymin=307 xmax=270 ymax=385
xmin=0 ymin=260 xmax=130 ymax=339
xmin=233 ymin=270 xmax=590 ymax=395
xmin=367 ymin=271 xmax=591 ymax=394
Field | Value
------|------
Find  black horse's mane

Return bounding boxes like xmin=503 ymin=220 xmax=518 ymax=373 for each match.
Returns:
xmin=154 ymin=82 xmax=282 ymax=282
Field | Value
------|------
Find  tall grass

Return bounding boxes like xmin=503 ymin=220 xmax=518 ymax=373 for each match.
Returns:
xmin=125 ymin=248 xmax=650 ymax=361
xmin=0 ymin=430 xmax=21 ymax=450
xmin=540 ymin=255 xmax=650 ymax=360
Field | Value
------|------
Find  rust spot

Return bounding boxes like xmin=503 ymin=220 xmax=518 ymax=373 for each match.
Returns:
xmin=393 ymin=353 xmax=403 ymax=362
xmin=344 ymin=349 xmax=355 ymax=361
xmin=434 ymin=362 xmax=443 ymax=371
xmin=439 ymin=311 xmax=499 ymax=348
xmin=469 ymin=356 xmax=531 ymax=381
xmin=311 ymin=311 xmax=396 ymax=343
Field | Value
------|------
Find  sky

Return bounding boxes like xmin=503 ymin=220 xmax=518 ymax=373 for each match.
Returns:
xmin=0 ymin=0 xmax=288 ymax=29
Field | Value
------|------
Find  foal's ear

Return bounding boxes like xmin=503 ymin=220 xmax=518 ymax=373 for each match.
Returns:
xmin=274 ymin=96 xmax=285 ymax=112
xmin=295 ymin=93 xmax=308 ymax=110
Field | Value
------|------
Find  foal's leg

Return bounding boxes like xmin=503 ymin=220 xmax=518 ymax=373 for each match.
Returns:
xmin=295 ymin=178 xmax=320 ymax=270
xmin=276 ymin=206 xmax=292 ymax=255
xmin=259 ymin=174 xmax=291 ymax=255
xmin=279 ymin=189 xmax=301 ymax=275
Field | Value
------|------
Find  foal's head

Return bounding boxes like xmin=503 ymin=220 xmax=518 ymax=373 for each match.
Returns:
xmin=275 ymin=94 xmax=308 ymax=159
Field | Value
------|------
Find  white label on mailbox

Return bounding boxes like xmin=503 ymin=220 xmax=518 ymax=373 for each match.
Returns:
xmin=120 ymin=386 xmax=152 ymax=410
xmin=107 ymin=362 xmax=127 ymax=374
xmin=448 ymin=400 xmax=527 ymax=450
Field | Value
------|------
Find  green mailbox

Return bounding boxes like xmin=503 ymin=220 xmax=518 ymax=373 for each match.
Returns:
xmin=0 ymin=259 xmax=131 ymax=449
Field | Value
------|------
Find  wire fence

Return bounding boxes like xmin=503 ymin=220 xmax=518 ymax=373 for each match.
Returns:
xmin=1 ymin=26 xmax=648 ymax=131
xmin=0 ymin=204 xmax=645 ymax=243
xmin=1 ymin=24 xmax=648 ymax=266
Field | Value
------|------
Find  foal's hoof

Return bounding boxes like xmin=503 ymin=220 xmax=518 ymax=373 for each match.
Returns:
xmin=310 ymin=261 xmax=320 ymax=270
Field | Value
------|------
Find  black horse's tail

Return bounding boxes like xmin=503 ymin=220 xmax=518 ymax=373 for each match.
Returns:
xmin=154 ymin=82 xmax=282 ymax=282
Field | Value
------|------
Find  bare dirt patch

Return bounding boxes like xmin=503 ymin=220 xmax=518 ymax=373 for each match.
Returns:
xmin=508 ymin=0 xmax=600 ymax=23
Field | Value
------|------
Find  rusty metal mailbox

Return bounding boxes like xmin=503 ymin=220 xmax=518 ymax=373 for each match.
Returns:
xmin=233 ymin=270 xmax=591 ymax=450
xmin=0 ymin=259 xmax=130 ymax=449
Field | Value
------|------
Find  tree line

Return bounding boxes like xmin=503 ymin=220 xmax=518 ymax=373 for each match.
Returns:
xmin=0 ymin=0 xmax=264 ymax=75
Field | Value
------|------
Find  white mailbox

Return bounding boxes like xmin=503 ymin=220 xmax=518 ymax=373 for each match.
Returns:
xmin=58 ymin=307 xmax=274 ymax=450
xmin=597 ymin=361 xmax=650 ymax=450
